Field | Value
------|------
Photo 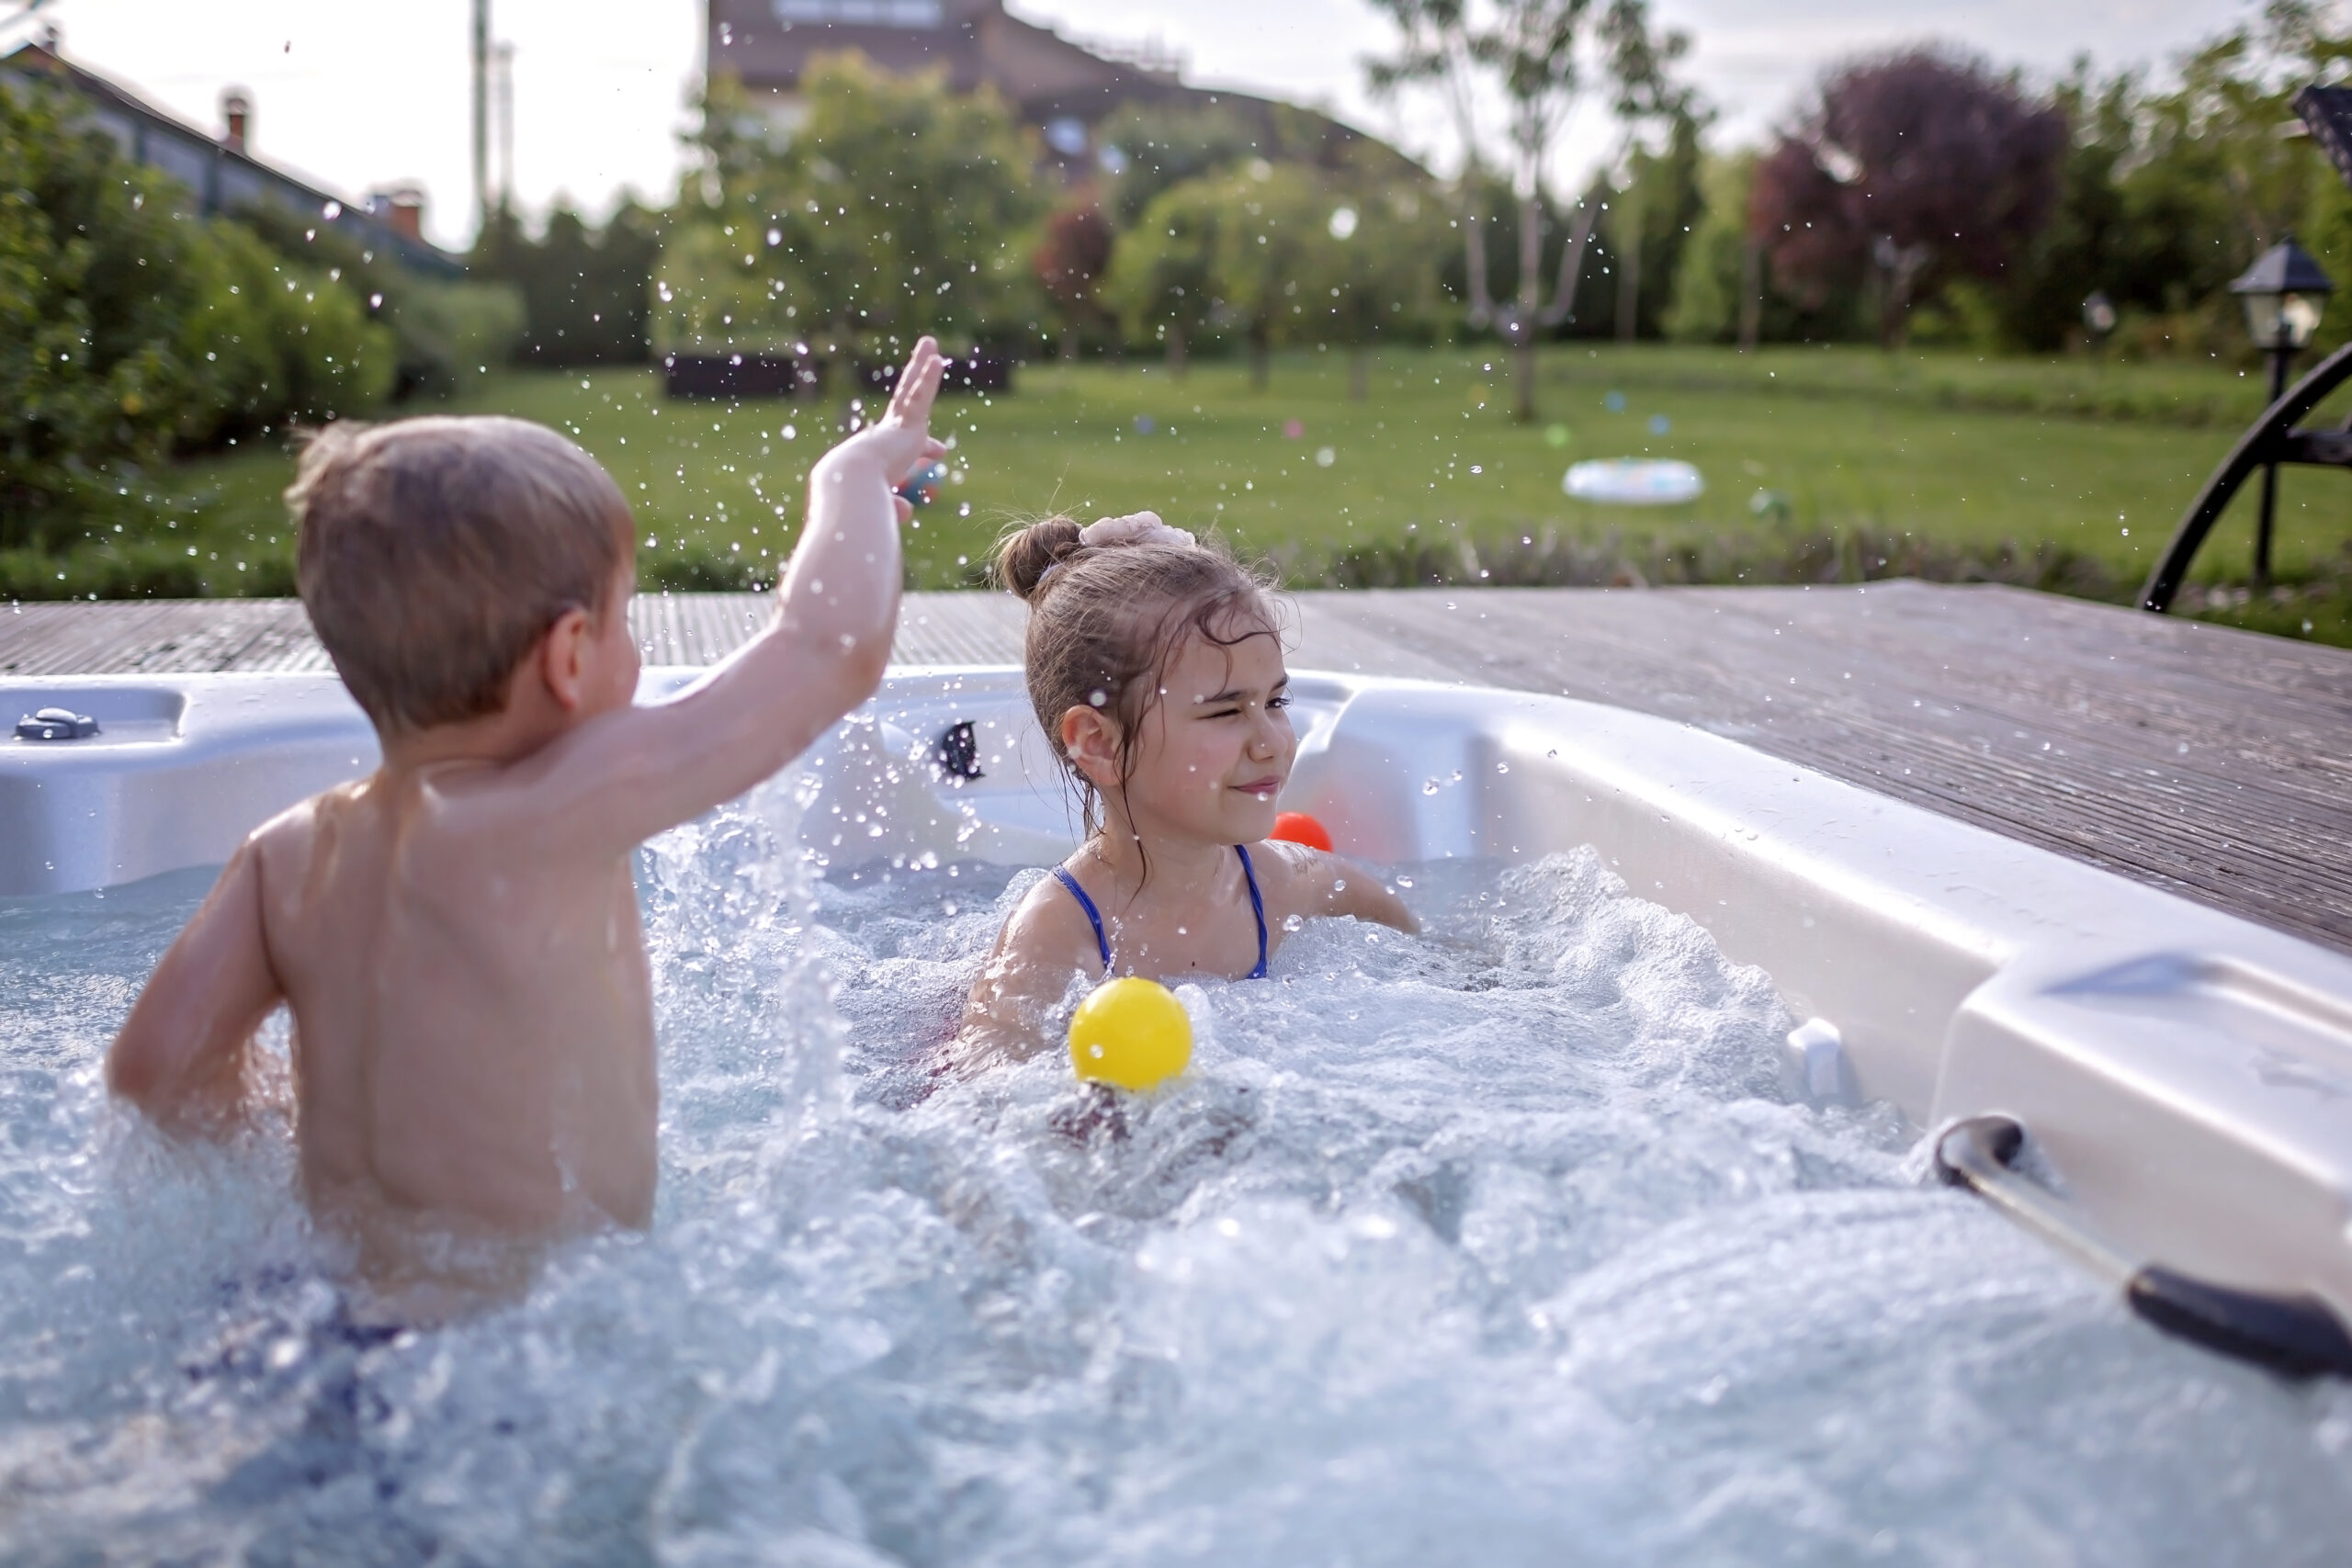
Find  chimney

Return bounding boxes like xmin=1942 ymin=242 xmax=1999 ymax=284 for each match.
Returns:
xmin=220 ymin=89 xmax=251 ymax=154
xmin=374 ymin=186 xmax=426 ymax=242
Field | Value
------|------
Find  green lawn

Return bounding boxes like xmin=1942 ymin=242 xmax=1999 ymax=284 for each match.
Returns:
xmin=140 ymin=344 xmax=2352 ymax=625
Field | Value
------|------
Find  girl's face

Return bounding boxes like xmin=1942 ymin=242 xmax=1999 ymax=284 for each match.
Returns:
xmin=1069 ymin=617 xmax=1295 ymax=847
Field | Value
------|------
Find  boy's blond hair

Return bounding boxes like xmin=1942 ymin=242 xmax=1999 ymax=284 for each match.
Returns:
xmin=288 ymin=416 xmax=631 ymax=735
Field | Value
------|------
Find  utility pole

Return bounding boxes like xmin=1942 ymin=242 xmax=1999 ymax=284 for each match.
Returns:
xmin=471 ymin=0 xmax=490 ymax=230
xmin=496 ymin=41 xmax=515 ymax=212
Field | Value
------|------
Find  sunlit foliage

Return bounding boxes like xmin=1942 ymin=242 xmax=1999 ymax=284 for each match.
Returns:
xmin=0 ymin=80 xmax=391 ymax=553
xmin=657 ymin=57 xmax=1048 ymax=362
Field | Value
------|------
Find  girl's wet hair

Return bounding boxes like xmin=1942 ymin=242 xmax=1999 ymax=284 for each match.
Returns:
xmin=993 ymin=516 xmax=1283 ymax=844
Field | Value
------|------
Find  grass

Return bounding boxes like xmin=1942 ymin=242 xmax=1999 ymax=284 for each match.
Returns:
xmin=55 ymin=343 xmax=2352 ymax=644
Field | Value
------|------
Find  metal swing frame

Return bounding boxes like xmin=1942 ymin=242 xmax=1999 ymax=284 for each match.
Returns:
xmin=2140 ymin=83 xmax=2352 ymax=615
xmin=2139 ymin=339 xmax=2352 ymax=612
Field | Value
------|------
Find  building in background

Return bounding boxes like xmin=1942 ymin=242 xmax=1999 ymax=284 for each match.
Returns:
xmin=706 ymin=0 xmax=1341 ymax=173
xmin=1 ymin=39 xmax=461 ymax=276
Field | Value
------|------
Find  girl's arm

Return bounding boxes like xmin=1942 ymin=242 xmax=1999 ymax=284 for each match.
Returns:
xmin=950 ymin=879 xmax=1105 ymax=1070
xmin=107 ymin=839 xmax=283 ymax=1130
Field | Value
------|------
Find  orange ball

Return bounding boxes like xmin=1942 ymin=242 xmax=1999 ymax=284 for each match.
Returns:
xmin=1272 ymin=810 xmax=1333 ymax=852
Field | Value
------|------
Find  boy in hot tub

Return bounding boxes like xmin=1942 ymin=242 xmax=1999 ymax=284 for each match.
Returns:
xmin=107 ymin=338 xmax=949 ymax=1292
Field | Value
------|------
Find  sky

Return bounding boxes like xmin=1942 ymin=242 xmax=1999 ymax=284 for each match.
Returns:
xmin=3 ymin=0 xmax=2258 ymax=251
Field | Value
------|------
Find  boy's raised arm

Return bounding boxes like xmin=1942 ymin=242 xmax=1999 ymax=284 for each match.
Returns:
xmin=545 ymin=337 xmax=949 ymax=848
xmin=107 ymin=840 xmax=284 ymax=1129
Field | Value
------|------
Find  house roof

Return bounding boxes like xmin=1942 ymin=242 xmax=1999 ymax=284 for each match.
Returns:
xmin=1 ymin=41 xmax=463 ymax=276
xmin=708 ymin=0 xmax=1328 ymax=132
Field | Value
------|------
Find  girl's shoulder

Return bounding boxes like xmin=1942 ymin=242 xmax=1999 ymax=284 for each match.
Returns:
xmin=1245 ymin=838 xmax=1339 ymax=907
xmin=1247 ymin=839 xmax=1419 ymax=934
xmin=999 ymin=855 xmax=1109 ymax=965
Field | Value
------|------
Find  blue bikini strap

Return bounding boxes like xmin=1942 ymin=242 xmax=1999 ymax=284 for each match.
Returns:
xmin=1236 ymin=843 xmax=1270 ymax=979
xmin=1053 ymin=849 xmax=1270 ymax=979
xmin=1053 ymin=866 xmax=1112 ymax=972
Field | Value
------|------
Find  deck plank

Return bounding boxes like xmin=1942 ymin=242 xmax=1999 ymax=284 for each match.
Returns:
xmin=7 ymin=584 xmax=2347 ymax=953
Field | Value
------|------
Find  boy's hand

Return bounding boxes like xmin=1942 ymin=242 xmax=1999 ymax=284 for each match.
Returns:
xmin=829 ymin=336 xmax=949 ymax=525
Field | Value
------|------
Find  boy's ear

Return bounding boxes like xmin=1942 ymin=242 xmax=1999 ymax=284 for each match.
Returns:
xmin=538 ymin=605 xmax=595 ymax=713
xmin=1060 ymin=705 xmax=1121 ymax=790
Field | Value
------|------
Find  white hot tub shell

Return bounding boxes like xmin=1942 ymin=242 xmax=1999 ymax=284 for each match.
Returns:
xmin=7 ymin=667 xmax=2352 ymax=1365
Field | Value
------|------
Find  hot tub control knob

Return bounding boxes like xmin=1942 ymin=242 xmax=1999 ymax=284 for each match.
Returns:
xmin=15 ymin=707 xmax=99 ymax=742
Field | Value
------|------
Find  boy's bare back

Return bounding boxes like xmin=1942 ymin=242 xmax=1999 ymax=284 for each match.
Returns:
xmin=108 ymin=338 xmax=950 ymax=1282
xmin=247 ymin=761 xmax=655 ymax=1241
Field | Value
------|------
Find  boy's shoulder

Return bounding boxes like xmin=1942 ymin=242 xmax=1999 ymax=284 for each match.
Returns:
xmin=243 ymin=776 xmax=384 ymax=889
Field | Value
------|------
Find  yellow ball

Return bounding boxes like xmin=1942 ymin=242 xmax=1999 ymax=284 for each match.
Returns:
xmin=1068 ymin=976 xmax=1193 ymax=1091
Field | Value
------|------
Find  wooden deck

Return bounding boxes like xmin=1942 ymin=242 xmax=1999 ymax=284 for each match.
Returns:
xmin=6 ymin=584 xmax=2348 ymax=954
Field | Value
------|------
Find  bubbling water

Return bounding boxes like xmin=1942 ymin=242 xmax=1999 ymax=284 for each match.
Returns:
xmin=3 ymin=786 xmax=2350 ymax=1564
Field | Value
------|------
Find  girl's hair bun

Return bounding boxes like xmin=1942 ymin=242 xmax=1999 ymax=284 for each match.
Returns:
xmin=993 ymin=516 xmax=1085 ymax=603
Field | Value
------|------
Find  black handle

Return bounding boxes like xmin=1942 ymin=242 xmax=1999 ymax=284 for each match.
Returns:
xmin=1936 ymin=1114 xmax=2352 ymax=1380
xmin=2127 ymin=1266 xmax=2352 ymax=1380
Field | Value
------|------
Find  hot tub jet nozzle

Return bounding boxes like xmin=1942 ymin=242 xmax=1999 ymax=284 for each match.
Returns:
xmin=15 ymin=707 xmax=99 ymax=742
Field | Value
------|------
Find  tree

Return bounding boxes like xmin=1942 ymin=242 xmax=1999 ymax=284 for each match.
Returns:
xmin=1033 ymin=201 xmax=1114 ymax=362
xmin=660 ymin=60 xmax=1047 ymax=374
xmin=1608 ymin=102 xmax=1706 ymax=340
xmin=475 ymin=197 xmax=665 ymax=368
xmin=1096 ymin=101 xmax=1264 ymax=228
xmin=1101 ymin=176 xmax=1227 ymax=376
xmin=1755 ymin=50 xmax=2065 ymax=348
xmin=1662 ymin=149 xmax=1755 ymax=343
xmin=1295 ymin=177 xmax=1448 ymax=397
xmin=1209 ymin=162 xmax=1329 ymax=389
xmin=1366 ymin=0 xmax=1688 ymax=419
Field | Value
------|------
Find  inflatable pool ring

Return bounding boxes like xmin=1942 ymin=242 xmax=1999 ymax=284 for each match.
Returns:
xmin=1069 ymin=977 xmax=1192 ymax=1091
xmin=896 ymin=458 xmax=949 ymax=508
xmin=1271 ymin=811 xmax=1333 ymax=852
xmin=1562 ymin=457 xmax=1703 ymax=506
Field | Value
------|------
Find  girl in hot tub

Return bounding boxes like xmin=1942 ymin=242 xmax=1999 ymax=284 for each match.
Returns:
xmin=956 ymin=513 xmax=1417 ymax=1062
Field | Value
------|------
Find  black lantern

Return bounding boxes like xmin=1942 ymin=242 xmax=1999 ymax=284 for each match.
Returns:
xmin=2230 ymin=236 xmax=2336 ymax=584
xmin=2231 ymin=237 xmax=2334 ymax=355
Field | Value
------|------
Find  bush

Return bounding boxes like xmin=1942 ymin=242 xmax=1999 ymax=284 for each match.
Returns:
xmin=2 ymin=85 xmax=213 ymax=547
xmin=234 ymin=202 xmax=520 ymax=399
xmin=174 ymin=218 xmax=395 ymax=446
xmin=379 ymin=276 xmax=526 ymax=397
xmin=0 ymin=531 xmax=295 ymax=600
xmin=1279 ymin=522 xmax=2125 ymax=600
xmin=0 ymin=78 xmax=394 ymax=551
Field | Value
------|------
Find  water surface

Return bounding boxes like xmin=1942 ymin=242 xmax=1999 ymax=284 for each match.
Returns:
xmin=2 ymin=788 xmax=2346 ymax=1564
